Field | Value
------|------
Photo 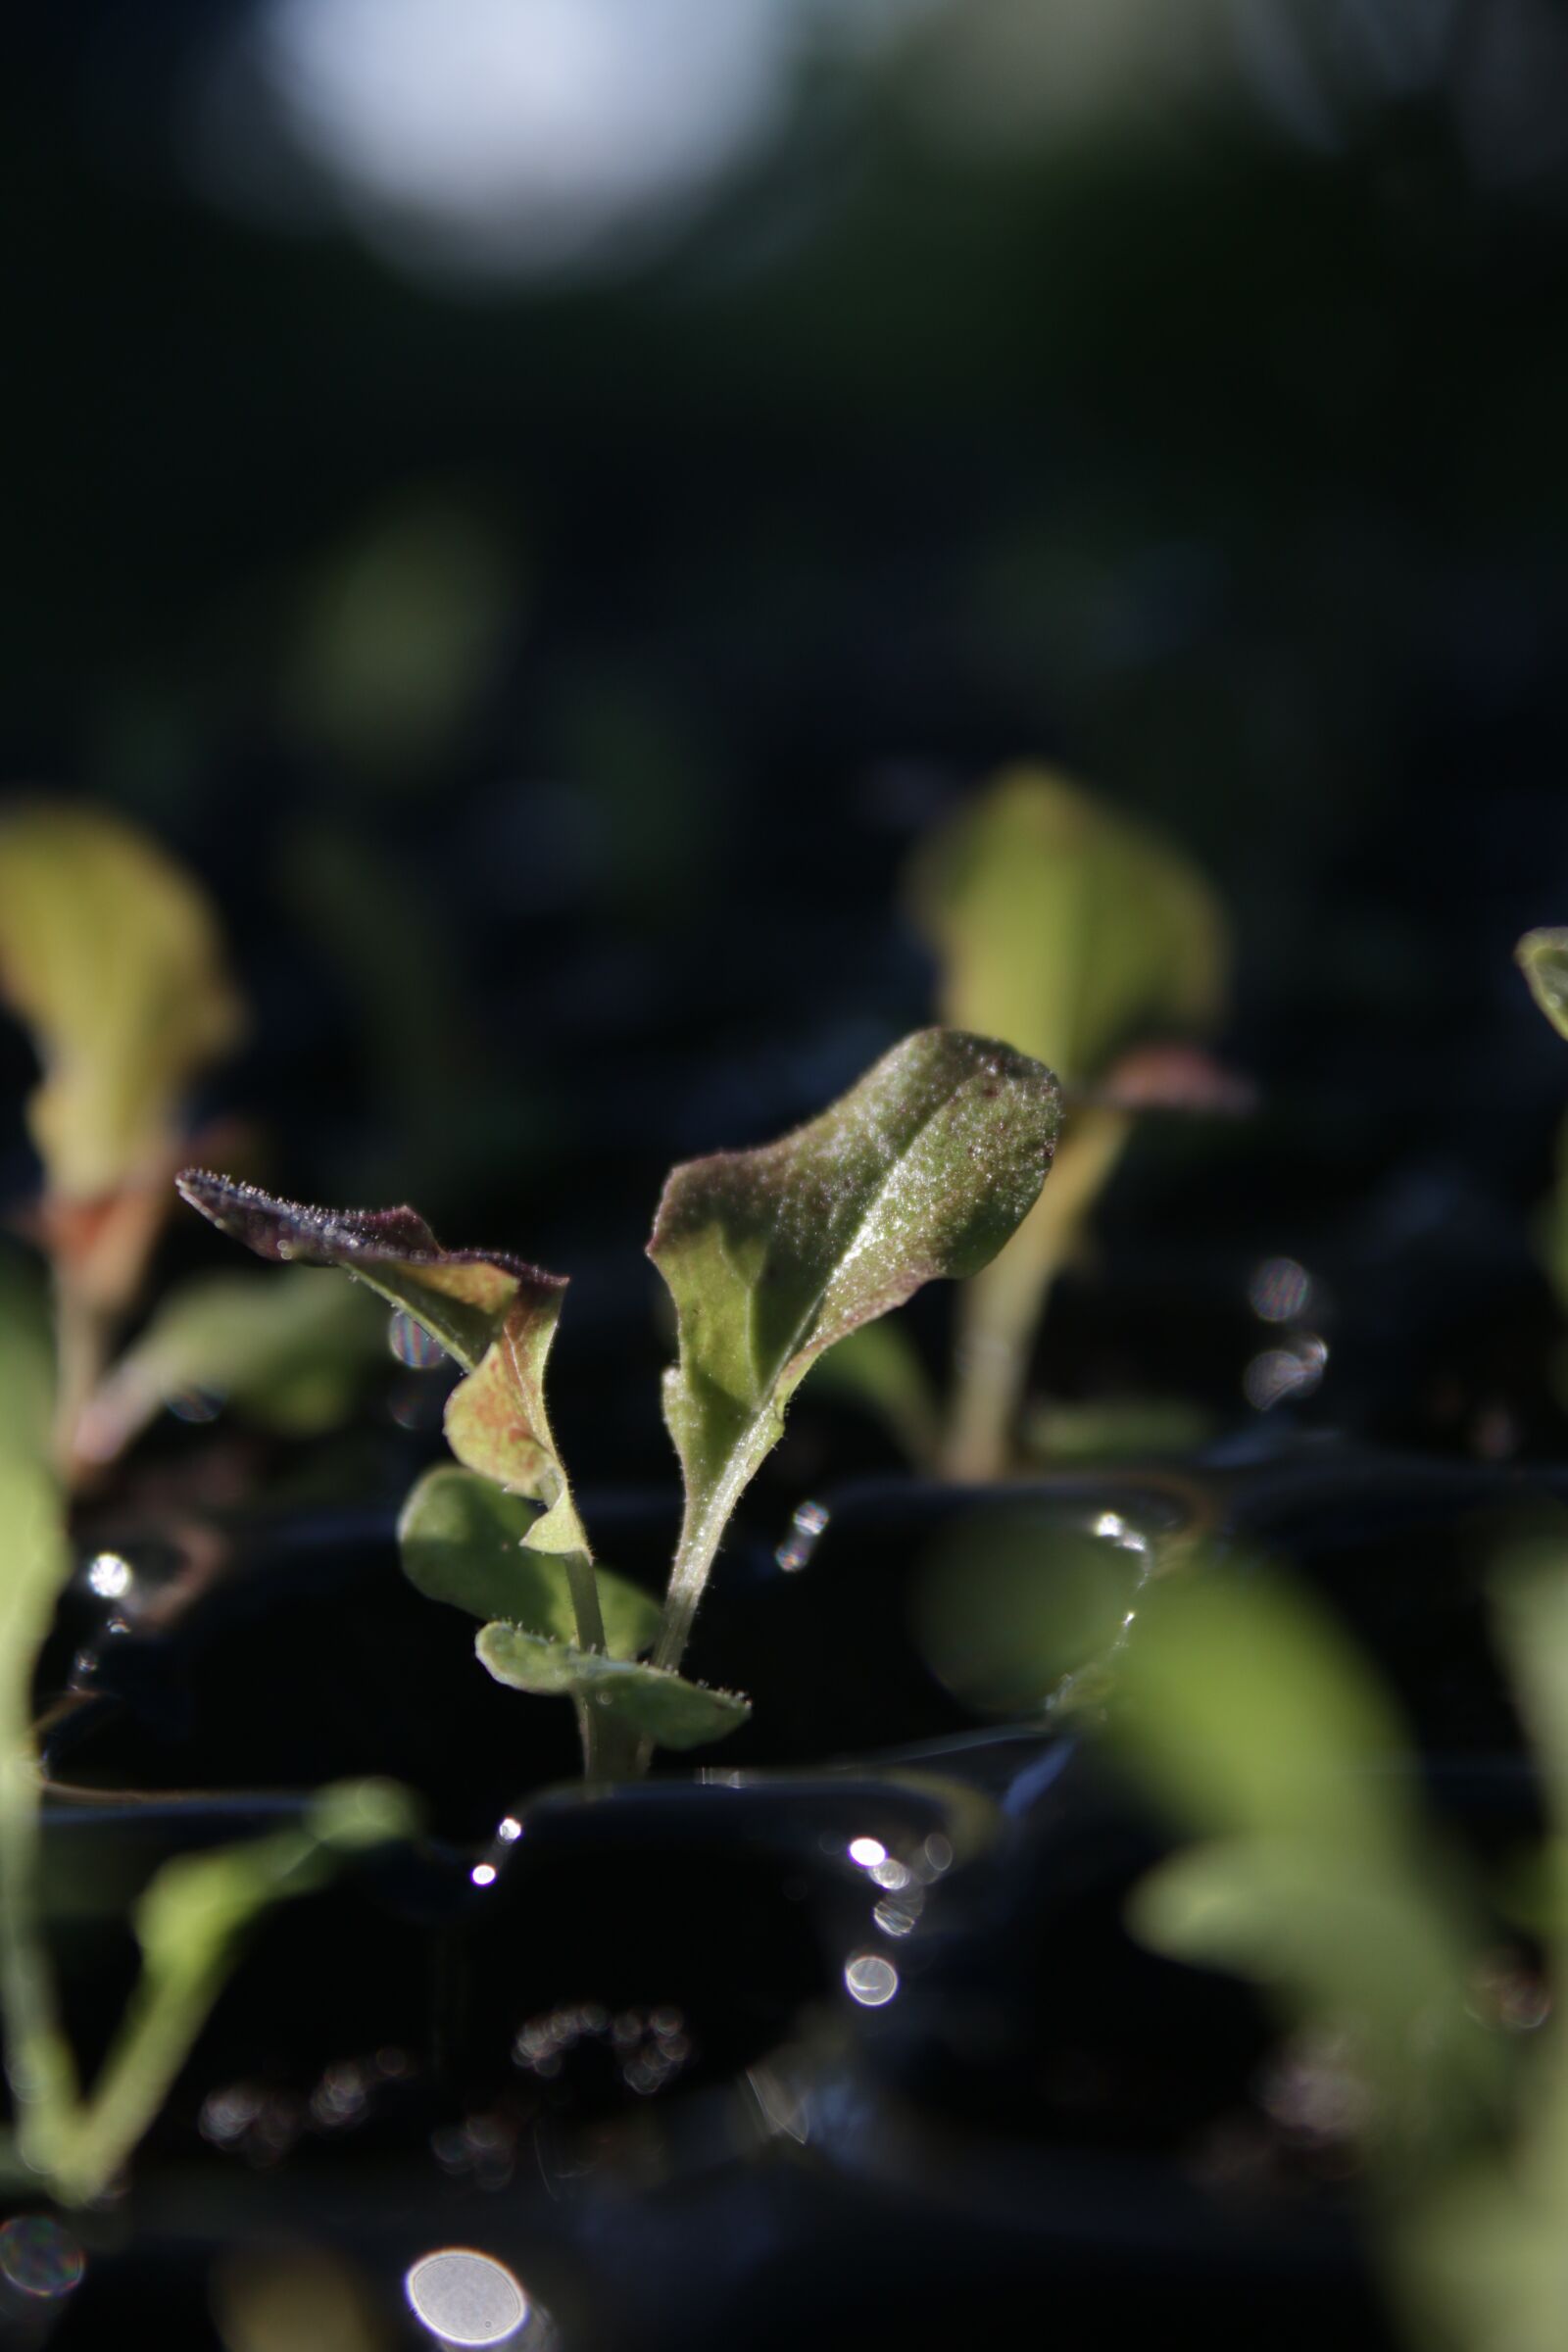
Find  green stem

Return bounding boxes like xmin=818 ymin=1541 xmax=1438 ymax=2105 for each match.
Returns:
xmin=0 ymin=1687 xmax=77 ymax=2184
xmin=46 ymin=1955 xmax=223 ymax=2207
xmin=940 ymin=1108 xmax=1131 ymax=1482
xmin=654 ymin=1434 xmax=768 ymax=1682
xmin=50 ymin=1272 xmax=113 ymax=1490
xmin=564 ymin=1551 xmax=614 ymax=1783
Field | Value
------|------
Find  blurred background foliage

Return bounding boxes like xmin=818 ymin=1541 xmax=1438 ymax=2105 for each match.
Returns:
xmin=5 ymin=0 xmax=1568 ymax=1476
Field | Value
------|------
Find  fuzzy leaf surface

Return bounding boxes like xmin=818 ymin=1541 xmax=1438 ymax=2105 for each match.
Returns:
xmin=476 ymin=1624 xmax=750 ymax=1748
xmin=649 ymin=1028 xmax=1059 ymax=1555
xmin=175 ymin=1172 xmax=585 ymax=1548
xmin=400 ymin=1466 xmax=659 ymax=1651
xmin=0 ymin=802 xmax=245 ymax=1200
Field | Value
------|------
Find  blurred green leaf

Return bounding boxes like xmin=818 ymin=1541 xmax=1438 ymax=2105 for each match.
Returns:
xmin=284 ymin=495 xmax=515 ymax=781
xmin=1111 ymin=1570 xmax=1499 ymax=2161
xmin=907 ymin=765 xmax=1226 ymax=1082
xmin=475 ymin=1624 xmax=749 ymax=1749
xmin=1112 ymin=1569 xmax=1414 ymax=1853
xmin=75 ymin=1266 xmax=387 ymax=1465
xmin=1517 ymin=929 xmax=1568 ymax=1044
xmin=649 ymin=1028 xmax=1060 ymax=1659
xmin=399 ymin=1465 xmax=659 ymax=1653
xmin=0 ymin=802 xmax=244 ymax=1200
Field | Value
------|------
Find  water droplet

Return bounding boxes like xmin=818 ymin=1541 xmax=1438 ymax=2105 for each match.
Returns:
xmin=85 ymin=1550 xmax=133 ymax=1599
xmin=844 ymin=1953 xmax=900 ymax=2008
xmin=776 ymin=1498 xmax=830 ymax=1573
xmin=1249 ymin=1255 xmax=1311 ymax=1323
xmin=167 ymin=1385 xmax=223 ymax=1424
xmin=0 ymin=2216 xmax=83 ymax=2300
xmin=389 ymin=1310 xmax=444 ymax=1369
xmin=873 ymin=1895 xmax=921 ymax=1938
xmin=847 ymin=1836 xmax=887 ymax=1869
xmin=1244 ymin=1334 xmax=1329 ymax=1411
xmin=404 ymin=2249 xmax=529 ymax=2346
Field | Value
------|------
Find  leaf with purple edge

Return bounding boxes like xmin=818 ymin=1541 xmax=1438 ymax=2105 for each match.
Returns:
xmin=646 ymin=1027 xmax=1060 ymax=1667
xmin=174 ymin=1172 xmax=589 ymax=1561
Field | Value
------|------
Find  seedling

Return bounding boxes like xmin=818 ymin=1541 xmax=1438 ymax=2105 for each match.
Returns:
xmin=0 ymin=803 xmax=416 ymax=2205
xmin=1101 ymin=1546 xmax=1568 ymax=2352
xmin=179 ymin=1026 xmax=1062 ymax=1780
xmin=0 ymin=800 xmax=386 ymax=1483
xmin=825 ymin=766 xmax=1233 ymax=1480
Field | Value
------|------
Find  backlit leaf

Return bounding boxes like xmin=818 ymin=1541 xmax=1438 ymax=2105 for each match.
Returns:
xmin=1518 ymin=929 xmax=1568 ymax=1043
xmin=906 ymin=765 xmax=1226 ymax=1081
xmin=74 ymin=1266 xmax=386 ymax=1466
xmin=174 ymin=1173 xmax=586 ymax=1551
xmin=648 ymin=1028 xmax=1059 ymax=1642
xmin=0 ymin=802 xmax=245 ymax=1200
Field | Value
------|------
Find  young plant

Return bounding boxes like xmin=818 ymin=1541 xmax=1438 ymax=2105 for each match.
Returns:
xmin=0 ymin=1245 xmax=410 ymax=2205
xmin=1101 ymin=1549 xmax=1568 ymax=2352
xmin=0 ymin=799 xmax=386 ymax=1482
xmin=179 ymin=1027 xmax=1062 ymax=1779
xmin=827 ymin=766 xmax=1232 ymax=1480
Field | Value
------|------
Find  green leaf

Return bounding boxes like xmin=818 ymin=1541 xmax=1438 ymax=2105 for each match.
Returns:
xmin=1517 ymin=928 xmax=1568 ymax=1043
xmin=0 ymin=802 xmax=245 ymax=1200
xmin=1111 ymin=1569 xmax=1415 ymax=1855
xmin=399 ymin=1465 xmax=659 ymax=1655
xmin=48 ymin=1780 xmax=415 ymax=2205
xmin=804 ymin=1316 xmax=942 ymax=1467
xmin=174 ymin=1173 xmax=588 ymax=1554
xmin=476 ymin=1623 xmax=750 ymax=1749
xmin=906 ymin=765 xmax=1227 ymax=1082
xmin=74 ymin=1266 xmax=387 ymax=1466
xmin=1108 ymin=1570 xmax=1500 ymax=2163
xmin=648 ymin=1028 xmax=1060 ymax=1654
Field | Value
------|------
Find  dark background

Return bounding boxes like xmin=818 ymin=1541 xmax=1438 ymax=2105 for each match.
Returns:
xmin=6 ymin=0 xmax=1568 ymax=1479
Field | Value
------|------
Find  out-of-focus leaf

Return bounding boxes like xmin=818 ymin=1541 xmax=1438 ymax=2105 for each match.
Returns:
xmin=284 ymin=495 xmax=515 ymax=779
xmin=0 ymin=1247 xmax=69 ymax=1709
xmin=1111 ymin=1571 xmax=1499 ymax=2159
xmin=0 ymin=802 xmax=245 ymax=1200
xmin=906 ymin=766 xmax=1226 ymax=1082
xmin=49 ymin=1780 xmax=415 ymax=2205
xmin=399 ymin=1466 xmax=659 ymax=1653
xmin=648 ymin=1028 xmax=1059 ymax=1640
xmin=1020 ymin=1394 xmax=1216 ymax=1464
xmin=74 ymin=1267 xmax=387 ymax=1466
xmin=1517 ymin=929 xmax=1568 ymax=1043
xmin=476 ymin=1623 xmax=750 ymax=1749
xmin=804 ymin=1316 xmax=941 ymax=1466
xmin=1129 ymin=1836 xmax=1498 ymax=2138
xmin=1112 ymin=1569 xmax=1414 ymax=1853
xmin=0 ymin=1241 xmax=55 ymax=1474
xmin=1493 ymin=1551 xmax=1568 ymax=1843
